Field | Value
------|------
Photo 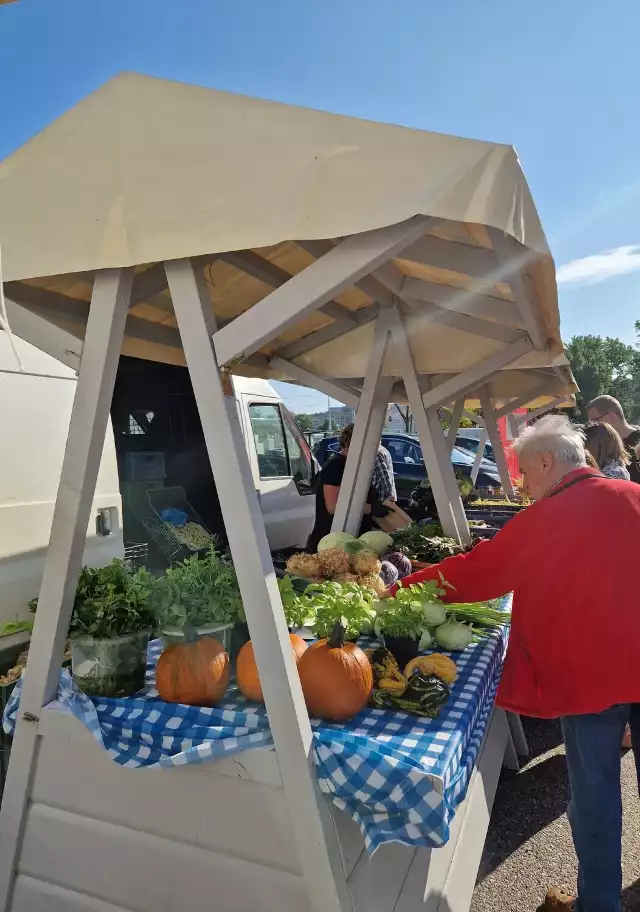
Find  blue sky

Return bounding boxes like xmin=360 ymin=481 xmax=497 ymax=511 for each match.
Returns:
xmin=1 ymin=0 xmax=638 ymax=413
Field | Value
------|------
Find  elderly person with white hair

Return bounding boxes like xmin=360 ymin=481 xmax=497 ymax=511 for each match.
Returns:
xmin=389 ymin=415 xmax=640 ymax=912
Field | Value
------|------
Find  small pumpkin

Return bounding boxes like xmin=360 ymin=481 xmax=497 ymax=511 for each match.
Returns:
xmin=156 ymin=635 xmax=230 ymax=706
xmin=298 ymin=622 xmax=373 ymax=721
xmin=405 ymin=653 xmax=458 ymax=686
xmin=237 ymin=633 xmax=308 ymax=702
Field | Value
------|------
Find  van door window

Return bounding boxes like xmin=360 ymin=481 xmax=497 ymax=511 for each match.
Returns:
xmin=282 ymin=407 xmax=315 ymax=493
xmin=248 ymin=404 xmax=290 ymax=478
xmin=248 ymin=403 xmax=315 ymax=493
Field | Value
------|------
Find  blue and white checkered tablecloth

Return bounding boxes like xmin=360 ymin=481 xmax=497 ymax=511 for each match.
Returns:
xmin=4 ymin=608 xmax=509 ymax=853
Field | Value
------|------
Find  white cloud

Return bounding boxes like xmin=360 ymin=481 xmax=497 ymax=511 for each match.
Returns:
xmin=556 ymin=245 xmax=640 ymax=286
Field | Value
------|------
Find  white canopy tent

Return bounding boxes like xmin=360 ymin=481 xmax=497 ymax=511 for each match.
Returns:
xmin=0 ymin=73 xmax=576 ymax=912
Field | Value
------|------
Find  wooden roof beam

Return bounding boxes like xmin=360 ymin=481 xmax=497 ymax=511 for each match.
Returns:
xmin=421 ymin=337 xmax=533 ymax=409
xmin=487 ymin=228 xmax=546 ymax=350
xmin=401 ymin=276 xmax=526 ymax=328
xmin=268 ymin=356 xmax=361 ymax=408
xmin=218 ymin=249 xmax=358 ymax=325
xmin=212 ymin=215 xmax=434 ymax=367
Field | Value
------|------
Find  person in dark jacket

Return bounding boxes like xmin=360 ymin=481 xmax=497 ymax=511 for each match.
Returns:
xmin=389 ymin=415 xmax=640 ymax=912
xmin=307 ymin=424 xmax=377 ymax=551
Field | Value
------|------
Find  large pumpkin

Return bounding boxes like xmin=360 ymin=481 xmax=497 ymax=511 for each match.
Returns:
xmin=237 ymin=634 xmax=308 ymax=703
xmin=156 ymin=635 xmax=229 ymax=706
xmin=298 ymin=623 xmax=372 ymax=721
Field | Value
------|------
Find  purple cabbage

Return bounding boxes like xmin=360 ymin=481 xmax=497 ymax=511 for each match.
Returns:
xmin=379 ymin=560 xmax=399 ymax=588
xmin=382 ymin=551 xmax=412 ymax=580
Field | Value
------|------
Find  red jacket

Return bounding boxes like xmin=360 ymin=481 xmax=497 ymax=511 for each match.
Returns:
xmin=392 ymin=468 xmax=640 ymax=718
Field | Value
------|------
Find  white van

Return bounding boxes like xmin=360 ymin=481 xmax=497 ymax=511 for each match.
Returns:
xmin=0 ymin=335 xmax=316 ymax=625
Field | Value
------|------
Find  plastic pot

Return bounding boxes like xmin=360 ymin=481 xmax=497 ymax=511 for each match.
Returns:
xmin=382 ymin=634 xmax=420 ymax=669
xmin=160 ymin=622 xmax=234 ymax=653
xmin=71 ymin=631 xmax=150 ymax=698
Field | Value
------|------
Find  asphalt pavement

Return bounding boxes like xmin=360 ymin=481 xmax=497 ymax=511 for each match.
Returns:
xmin=470 ymin=718 xmax=640 ymax=912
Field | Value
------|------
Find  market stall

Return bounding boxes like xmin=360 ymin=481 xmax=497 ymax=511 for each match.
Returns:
xmin=0 ymin=72 xmax=576 ymax=912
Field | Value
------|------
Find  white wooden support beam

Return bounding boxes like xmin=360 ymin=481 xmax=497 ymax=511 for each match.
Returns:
xmin=464 ymin=408 xmax=485 ymax=427
xmin=446 ymin=399 xmax=465 ymax=452
xmin=332 ymin=311 xmax=394 ymax=535
xmin=401 ymin=277 xmax=525 ymax=328
xmin=507 ymin=412 xmax=521 ymax=439
xmin=517 ymin=396 xmax=571 ymax=426
xmin=494 ymin=379 xmax=564 ymax=419
xmin=4 ymin=297 xmax=83 ymax=372
xmin=296 ymin=239 xmax=396 ymax=307
xmin=269 ymin=356 xmax=361 ymax=409
xmin=397 ymin=235 xmax=498 ymax=280
xmin=373 ymin=261 xmax=526 ymax=345
xmin=219 ymin=249 xmax=357 ymax=325
xmin=0 ymin=268 xmax=133 ymax=910
xmin=389 ymin=307 xmax=471 ymax=544
xmin=212 ymin=215 xmax=433 ymax=366
xmin=164 ymin=259 xmax=351 ymax=912
xmin=422 ymin=337 xmax=533 ymax=410
xmin=276 ymin=302 xmax=379 ymax=360
xmin=488 ymin=229 xmax=546 ymax=350
xmin=479 ymin=386 xmax=516 ymax=499
xmin=470 ymin=428 xmax=489 ymax=485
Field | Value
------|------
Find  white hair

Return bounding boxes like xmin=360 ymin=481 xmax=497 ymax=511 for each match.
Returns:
xmin=512 ymin=414 xmax=586 ymax=468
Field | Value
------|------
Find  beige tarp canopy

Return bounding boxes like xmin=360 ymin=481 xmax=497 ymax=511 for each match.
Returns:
xmin=0 ymin=71 xmax=575 ymax=410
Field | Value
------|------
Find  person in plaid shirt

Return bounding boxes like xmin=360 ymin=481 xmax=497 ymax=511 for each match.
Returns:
xmin=371 ymin=444 xmax=396 ymax=503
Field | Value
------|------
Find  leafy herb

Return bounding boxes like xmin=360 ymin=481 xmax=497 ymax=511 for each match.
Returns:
xmin=391 ymin=527 xmax=466 ymax=563
xmin=306 ymin=580 xmax=375 ymax=641
xmin=0 ymin=618 xmax=33 ymax=638
xmin=151 ymin=546 xmax=242 ymax=633
xmin=31 ymin=560 xmax=155 ymax=639
xmin=377 ymin=576 xmax=451 ymax=640
xmin=277 ymin=576 xmax=316 ymax=630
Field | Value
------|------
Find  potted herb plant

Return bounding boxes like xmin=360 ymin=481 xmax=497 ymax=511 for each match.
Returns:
xmin=29 ymin=560 xmax=156 ymax=698
xmin=152 ymin=546 xmax=243 ymax=652
xmin=375 ymin=579 xmax=448 ymax=667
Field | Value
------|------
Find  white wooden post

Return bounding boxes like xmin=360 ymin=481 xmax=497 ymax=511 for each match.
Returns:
xmin=446 ymin=399 xmax=465 ymax=452
xmin=0 ymin=268 xmax=133 ymax=911
xmin=470 ymin=428 xmax=489 ymax=485
xmin=518 ymin=396 xmax=571 ymax=426
xmin=164 ymin=259 xmax=352 ymax=912
xmin=479 ymin=386 xmax=516 ymax=499
xmin=389 ymin=308 xmax=470 ymax=544
xmin=332 ymin=311 xmax=394 ymax=535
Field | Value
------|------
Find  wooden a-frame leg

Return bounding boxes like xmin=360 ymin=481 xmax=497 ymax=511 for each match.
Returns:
xmin=332 ymin=310 xmax=394 ymax=536
xmin=479 ymin=386 xmax=516 ymax=499
xmin=0 ymin=268 xmax=133 ymax=911
xmin=389 ymin=307 xmax=470 ymax=544
xmin=165 ymin=259 xmax=352 ymax=912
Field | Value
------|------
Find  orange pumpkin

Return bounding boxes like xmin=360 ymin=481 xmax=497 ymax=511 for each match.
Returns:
xmin=156 ymin=635 xmax=229 ymax=706
xmin=298 ymin=623 xmax=373 ymax=721
xmin=237 ymin=634 xmax=308 ymax=703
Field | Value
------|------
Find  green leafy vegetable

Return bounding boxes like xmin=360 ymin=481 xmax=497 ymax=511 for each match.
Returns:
xmin=307 ymin=580 xmax=375 ymax=641
xmin=0 ymin=618 xmax=33 ymax=638
xmin=358 ymin=530 xmax=394 ymax=555
xmin=151 ymin=546 xmax=242 ymax=634
xmin=32 ymin=560 xmax=155 ymax=639
xmin=277 ymin=576 xmax=316 ymax=630
xmin=391 ymin=527 xmax=466 ymax=563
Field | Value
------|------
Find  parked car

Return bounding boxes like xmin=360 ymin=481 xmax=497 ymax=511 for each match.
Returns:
xmin=313 ymin=433 xmax=501 ymax=505
xmin=454 ymin=428 xmax=495 ymax=462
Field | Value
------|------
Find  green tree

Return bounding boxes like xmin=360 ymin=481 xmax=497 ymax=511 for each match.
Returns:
xmin=565 ymin=333 xmax=640 ymax=423
xmin=294 ymin=413 xmax=314 ymax=434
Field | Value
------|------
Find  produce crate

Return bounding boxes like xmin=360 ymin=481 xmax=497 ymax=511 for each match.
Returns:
xmin=143 ymin=486 xmax=215 ymax=564
xmin=123 ymin=542 xmax=149 ymax=571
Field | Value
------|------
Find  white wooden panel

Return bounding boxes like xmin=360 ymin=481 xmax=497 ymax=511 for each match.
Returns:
xmin=331 ymin=807 xmax=365 ymax=880
xmin=349 ymin=840 xmax=416 ymax=912
xmin=19 ymin=804 xmax=309 ymax=912
xmin=12 ymin=876 xmax=131 ymax=912
xmin=31 ymin=735 xmax=299 ymax=874
xmin=394 ymin=708 xmax=509 ymax=912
